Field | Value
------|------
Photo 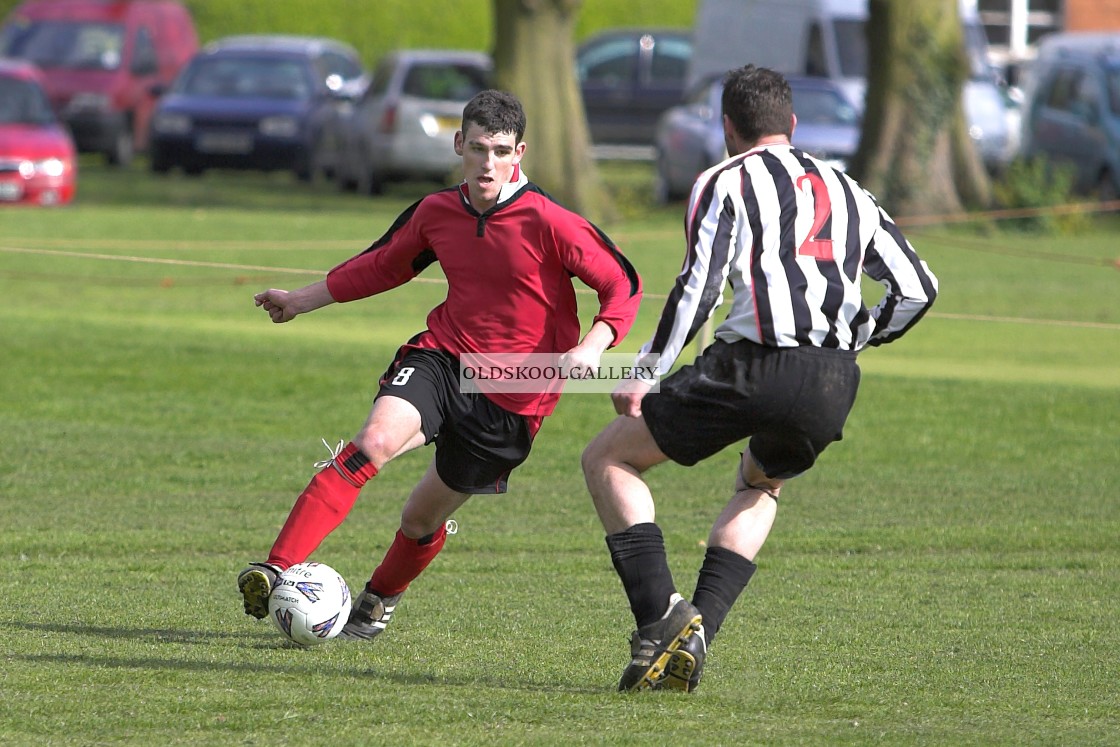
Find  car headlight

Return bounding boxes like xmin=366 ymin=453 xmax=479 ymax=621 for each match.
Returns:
xmin=18 ymin=158 xmax=67 ymax=178
xmin=152 ymin=112 xmax=192 ymax=135
xmin=259 ymin=116 xmax=299 ymax=137
xmin=419 ymin=114 xmax=440 ymax=138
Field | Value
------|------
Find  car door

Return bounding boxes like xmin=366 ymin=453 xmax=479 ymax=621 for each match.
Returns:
xmin=578 ymin=33 xmax=640 ymax=144
xmin=1031 ymin=64 xmax=1106 ymax=192
xmin=630 ymin=33 xmax=691 ymax=145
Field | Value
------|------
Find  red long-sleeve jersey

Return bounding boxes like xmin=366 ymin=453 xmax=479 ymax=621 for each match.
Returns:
xmin=326 ymin=173 xmax=642 ymax=418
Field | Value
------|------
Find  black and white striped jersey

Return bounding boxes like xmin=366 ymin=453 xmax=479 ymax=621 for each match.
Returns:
xmin=639 ymin=143 xmax=938 ymax=375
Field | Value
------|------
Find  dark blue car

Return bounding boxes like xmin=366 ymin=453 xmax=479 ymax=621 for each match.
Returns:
xmin=148 ymin=35 xmax=365 ymax=179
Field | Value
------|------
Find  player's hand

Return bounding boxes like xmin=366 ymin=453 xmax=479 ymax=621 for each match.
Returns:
xmin=557 ymin=344 xmax=602 ymax=380
xmin=611 ymin=377 xmax=654 ymax=418
xmin=254 ymin=288 xmax=297 ymax=323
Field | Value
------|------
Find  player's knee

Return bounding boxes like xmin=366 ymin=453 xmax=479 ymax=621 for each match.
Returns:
xmin=580 ymin=430 xmax=611 ymax=477
xmin=739 ymin=452 xmax=784 ymax=497
xmin=353 ymin=429 xmax=403 ymax=466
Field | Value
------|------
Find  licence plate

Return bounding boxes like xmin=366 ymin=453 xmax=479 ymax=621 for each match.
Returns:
xmin=196 ymin=132 xmax=253 ymax=154
xmin=435 ymin=115 xmax=460 ymax=131
xmin=0 ymin=181 xmax=23 ymax=201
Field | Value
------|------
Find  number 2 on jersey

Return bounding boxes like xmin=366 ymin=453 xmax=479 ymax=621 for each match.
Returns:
xmin=795 ymin=173 xmax=834 ymax=261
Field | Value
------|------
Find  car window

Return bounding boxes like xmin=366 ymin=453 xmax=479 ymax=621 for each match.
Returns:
xmin=805 ymin=23 xmax=828 ymax=77
xmin=179 ymin=56 xmax=312 ymax=100
xmin=1 ymin=20 xmax=125 ymax=70
xmin=793 ymin=87 xmax=860 ymax=125
xmin=1108 ymin=66 xmax=1120 ymax=116
xmin=833 ymin=19 xmax=867 ymax=78
xmin=130 ymin=27 xmax=158 ymax=75
xmin=649 ymin=37 xmax=690 ymax=83
xmin=1044 ymin=67 xmax=1083 ymax=112
xmin=0 ymin=75 xmax=55 ymax=124
xmin=578 ymin=37 xmax=638 ymax=85
xmin=318 ymin=50 xmax=363 ymax=90
xmin=367 ymin=59 xmax=397 ymax=97
xmin=401 ymin=63 xmax=489 ymax=100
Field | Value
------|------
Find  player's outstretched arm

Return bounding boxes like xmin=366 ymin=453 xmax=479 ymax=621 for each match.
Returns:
xmin=253 ymin=280 xmax=336 ymax=324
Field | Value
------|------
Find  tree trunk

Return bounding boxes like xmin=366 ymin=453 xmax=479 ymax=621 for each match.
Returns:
xmin=492 ymin=0 xmax=613 ymax=222
xmin=851 ymin=0 xmax=991 ymax=217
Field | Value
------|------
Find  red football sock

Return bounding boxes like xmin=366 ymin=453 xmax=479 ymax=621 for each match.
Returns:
xmin=367 ymin=524 xmax=448 ymax=597
xmin=267 ymin=442 xmax=378 ymax=569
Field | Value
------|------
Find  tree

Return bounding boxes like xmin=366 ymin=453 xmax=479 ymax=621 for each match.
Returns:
xmin=491 ymin=0 xmax=613 ymax=222
xmin=851 ymin=0 xmax=991 ymax=217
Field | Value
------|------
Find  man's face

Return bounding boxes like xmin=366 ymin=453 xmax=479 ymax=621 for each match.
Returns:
xmin=454 ymin=123 xmax=525 ymax=210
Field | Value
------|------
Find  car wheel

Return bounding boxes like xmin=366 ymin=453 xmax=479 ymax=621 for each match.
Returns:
xmin=149 ymin=147 xmax=171 ymax=174
xmin=334 ymin=152 xmax=356 ymax=191
xmin=308 ymin=140 xmax=333 ymax=185
xmin=106 ymin=125 xmax=134 ymax=167
xmin=652 ymin=152 xmax=673 ymax=205
xmin=1098 ymin=169 xmax=1118 ymax=204
xmin=354 ymin=147 xmax=384 ymax=196
xmin=294 ymin=160 xmax=313 ymax=182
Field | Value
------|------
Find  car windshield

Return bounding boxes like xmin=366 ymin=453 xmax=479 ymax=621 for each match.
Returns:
xmin=793 ymin=87 xmax=860 ymax=125
xmin=0 ymin=20 xmax=124 ymax=70
xmin=0 ymin=76 xmax=56 ymax=124
xmin=177 ymin=56 xmax=312 ymax=100
xmin=1108 ymin=65 xmax=1120 ymax=116
xmin=834 ymin=18 xmax=995 ymax=82
xmin=833 ymin=19 xmax=868 ymax=78
xmin=401 ymin=63 xmax=490 ymax=100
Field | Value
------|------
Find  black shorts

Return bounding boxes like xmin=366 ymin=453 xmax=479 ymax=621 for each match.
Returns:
xmin=643 ymin=338 xmax=860 ymax=479
xmin=377 ymin=345 xmax=533 ymax=494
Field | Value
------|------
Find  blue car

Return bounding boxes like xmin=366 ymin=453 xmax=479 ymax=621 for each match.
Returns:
xmin=652 ymin=74 xmax=861 ymax=203
xmin=148 ymin=35 xmax=365 ymax=179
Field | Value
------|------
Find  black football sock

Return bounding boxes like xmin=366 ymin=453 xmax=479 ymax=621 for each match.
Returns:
xmin=605 ymin=522 xmax=678 ymax=629
xmin=690 ymin=546 xmax=757 ymax=644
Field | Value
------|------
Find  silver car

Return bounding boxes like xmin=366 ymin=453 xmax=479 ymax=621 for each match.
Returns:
xmin=328 ymin=49 xmax=491 ymax=194
xmin=652 ymin=74 xmax=861 ymax=203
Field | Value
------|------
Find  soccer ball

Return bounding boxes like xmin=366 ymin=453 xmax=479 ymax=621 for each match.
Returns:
xmin=267 ymin=562 xmax=351 ymax=647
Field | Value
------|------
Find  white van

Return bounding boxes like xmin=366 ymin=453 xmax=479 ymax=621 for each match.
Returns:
xmin=688 ymin=0 xmax=1013 ymax=172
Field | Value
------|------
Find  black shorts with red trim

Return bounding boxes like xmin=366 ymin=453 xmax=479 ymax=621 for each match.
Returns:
xmin=642 ymin=338 xmax=860 ymax=479
xmin=377 ymin=344 xmax=533 ymax=494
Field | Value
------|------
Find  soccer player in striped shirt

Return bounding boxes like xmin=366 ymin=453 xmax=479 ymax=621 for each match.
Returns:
xmin=582 ymin=65 xmax=938 ymax=692
xmin=239 ymin=90 xmax=642 ymax=641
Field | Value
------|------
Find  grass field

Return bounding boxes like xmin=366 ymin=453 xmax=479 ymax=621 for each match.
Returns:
xmin=1 ymin=161 xmax=1118 ymax=746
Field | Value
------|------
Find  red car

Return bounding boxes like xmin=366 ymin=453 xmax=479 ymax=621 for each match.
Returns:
xmin=0 ymin=59 xmax=77 ymax=205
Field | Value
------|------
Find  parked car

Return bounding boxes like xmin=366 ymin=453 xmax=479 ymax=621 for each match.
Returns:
xmin=0 ymin=58 xmax=77 ymax=205
xmin=576 ymin=28 xmax=692 ymax=146
xmin=330 ymin=49 xmax=491 ymax=194
xmin=0 ymin=0 xmax=198 ymax=166
xmin=1020 ymin=31 xmax=1120 ymax=201
xmin=148 ymin=35 xmax=366 ymax=180
xmin=652 ymin=74 xmax=861 ymax=203
xmin=687 ymin=0 xmax=1013 ymax=173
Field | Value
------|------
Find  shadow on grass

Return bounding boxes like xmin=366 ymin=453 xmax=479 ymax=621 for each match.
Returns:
xmin=17 ymin=620 xmax=276 ymax=644
xmin=12 ymin=621 xmax=608 ymax=694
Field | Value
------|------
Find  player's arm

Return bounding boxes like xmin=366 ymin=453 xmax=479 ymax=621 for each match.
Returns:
xmin=326 ymin=198 xmax=438 ymax=303
xmin=862 ymin=206 xmax=939 ymax=346
xmin=559 ymin=320 xmax=617 ymax=374
xmin=254 ymin=280 xmax=335 ymax=324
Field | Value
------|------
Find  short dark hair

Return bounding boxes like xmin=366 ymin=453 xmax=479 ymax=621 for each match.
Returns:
xmin=461 ymin=89 xmax=526 ymax=142
xmin=721 ymin=65 xmax=793 ymax=143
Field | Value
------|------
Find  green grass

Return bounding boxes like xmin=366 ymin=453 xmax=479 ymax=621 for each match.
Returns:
xmin=1 ymin=161 xmax=1118 ymax=745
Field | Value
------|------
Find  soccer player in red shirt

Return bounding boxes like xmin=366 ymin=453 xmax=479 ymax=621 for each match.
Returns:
xmin=239 ymin=90 xmax=642 ymax=640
